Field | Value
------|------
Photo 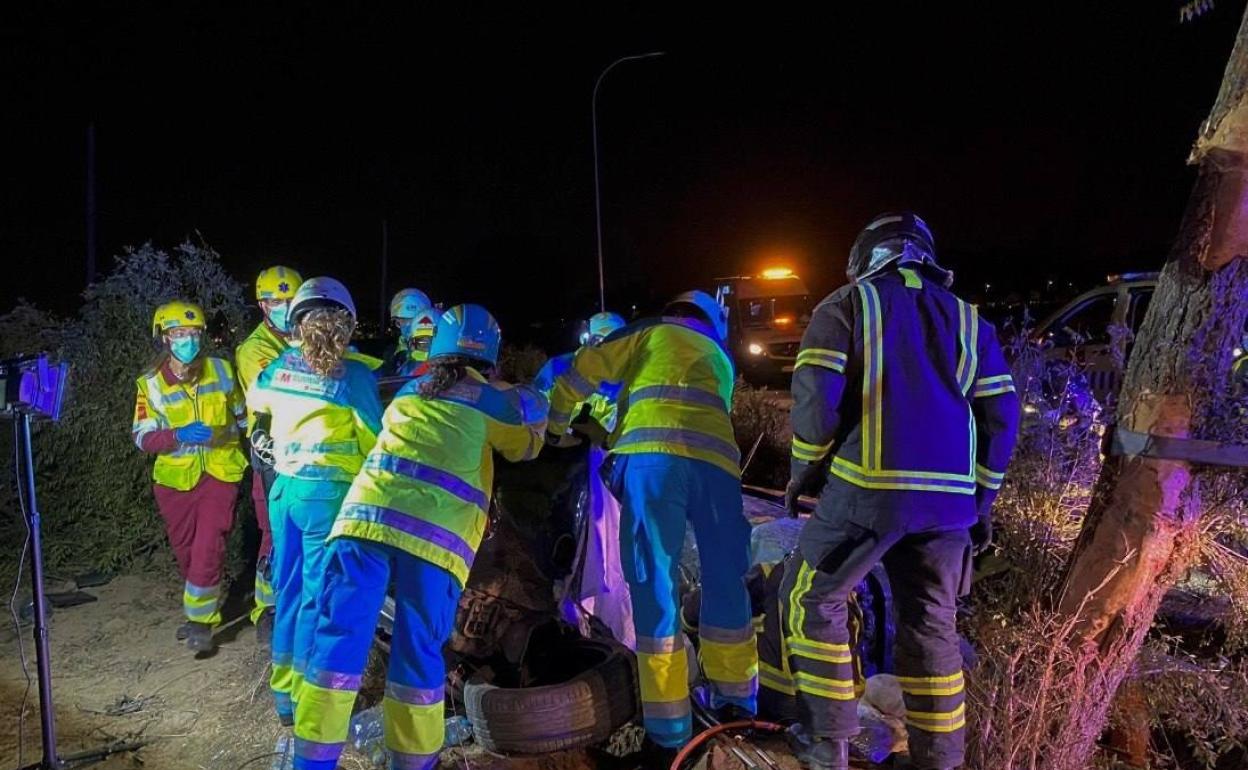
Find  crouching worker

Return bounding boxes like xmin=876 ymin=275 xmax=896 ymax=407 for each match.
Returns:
xmin=133 ymin=300 xmax=248 ymax=654
xmin=292 ymin=304 xmax=546 ymax=770
xmin=247 ymin=277 xmax=383 ymax=725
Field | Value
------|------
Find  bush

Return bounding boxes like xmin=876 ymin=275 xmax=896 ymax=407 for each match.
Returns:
xmin=0 ymin=242 xmax=251 ymax=575
xmin=732 ymin=382 xmax=791 ymax=489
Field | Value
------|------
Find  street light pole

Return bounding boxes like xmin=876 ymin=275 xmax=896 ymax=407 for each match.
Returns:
xmin=593 ymin=51 xmax=665 ymax=312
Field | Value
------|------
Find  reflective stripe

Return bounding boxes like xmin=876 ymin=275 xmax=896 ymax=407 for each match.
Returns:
xmin=636 ymin=635 xmax=683 ymax=654
xmin=337 ymin=503 xmax=477 ymax=570
xmin=787 ymin=560 xmax=816 ymax=640
xmin=795 ymin=347 xmax=848 ymax=373
xmin=899 ymin=267 xmax=923 ymax=288
xmin=788 ymin=638 xmax=853 ymax=664
xmin=562 ymin=367 xmax=595 ymax=400
xmin=975 ymin=463 xmax=1006 ymax=490
xmin=642 ymin=699 xmax=692 ymax=719
xmin=365 ymin=453 xmax=489 ymax=511
xmin=830 ymin=457 xmax=976 ymax=494
xmin=955 ymin=300 xmax=979 ymax=395
xmin=305 ymin=668 xmax=362 ymax=691
xmin=711 ymin=678 xmax=757 ymax=698
xmin=972 ymin=373 xmax=1015 ymax=398
xmin=758 ymin=661 xmax=796 ymax=695
xmin=184 ymin=582 xmax=219 ymax=599
xmin=627 ymin=385 xmax=727 ymax=412
xmin=858 ymin=282 xmax=884 ymax=471
xmin=791 ymin=436 xmax=833 ymax=462
xmin=294 ymin=738 xmax=342 ymax=761
xmin=898 ymin=671 xmax=965 ymax=696
xmin=614 ymin=427 xmax=741 ymax=466
xmin=793 ymin=671 xmax=856 ymax=700
xmin=159 ymin=389 xmax=189 ymax=406
xmin=699 ymin=624 xmax=754 ymax=645
xmin=906 ymin=703 xmax=967 ymax=733
xmin=385 ymin=682 xmax=444 ymax=706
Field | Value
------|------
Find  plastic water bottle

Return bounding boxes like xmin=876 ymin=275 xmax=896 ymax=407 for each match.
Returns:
xmin=348 ymin=706 xmax=388 ymax=764
xmin=269 ymin=734 xmax=293 ymax=770
xmin=444 ymin=715 xmax=474 ymax=747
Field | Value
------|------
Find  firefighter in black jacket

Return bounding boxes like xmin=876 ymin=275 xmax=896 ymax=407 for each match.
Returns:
xmin=781 ymin=213 xmax=1021 ymax=770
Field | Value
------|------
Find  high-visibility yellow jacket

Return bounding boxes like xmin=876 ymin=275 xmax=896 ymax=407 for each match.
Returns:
xmin=333 ymin=368 xmax=546 ymax=587
xmin=132 ymin=357 xmax=249 ymax=491
xmin=235 ymin=321 xmax=287 ymax=431
xmin=548 ymin=318 xmax=740 ymax=478
xmin=247 ymin=349 xmax=383 ymax=483
xmin=535 ymin=351 xmax=621 ymax=433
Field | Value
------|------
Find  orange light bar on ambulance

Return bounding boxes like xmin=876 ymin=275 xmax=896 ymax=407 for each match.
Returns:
xmin=760 ymin=267 xmax=794 ymax=280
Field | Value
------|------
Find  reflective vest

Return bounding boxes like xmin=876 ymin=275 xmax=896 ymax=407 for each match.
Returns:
xmin=133 ymin=357 xmax=248 ymax=491
xmin=247 ymin=349 xmax=383 ymax=483
xmin=235 ymin=321 xmax=287 ymax=431
xmin=535 ymin=351 xmax=621 ymax=433
xmin=548 ymin=318 xmax=740 ymax=478
xmin=333 ymin=369 xmax=546 ymax=587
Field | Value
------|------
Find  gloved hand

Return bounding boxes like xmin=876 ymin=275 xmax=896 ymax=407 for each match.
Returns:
xmin=545 ymin=430 xmax=582 ymax=449
xmin=175 ymin=421 xmax=213 ymax=446
xmin=970 ymin=514 xmax=993 ymax=555
xmin=783 ymin=478 xmax=804 ymax=519
xmin=251 ymin=429 xmax=275 ymax=466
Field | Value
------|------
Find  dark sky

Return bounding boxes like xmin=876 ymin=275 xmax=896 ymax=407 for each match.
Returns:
xmin=1 ymin=2 xmax=1243 ymax=342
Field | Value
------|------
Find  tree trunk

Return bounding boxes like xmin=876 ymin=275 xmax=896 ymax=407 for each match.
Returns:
xmin=1049 ymin=6 xmax=1248 ymax=765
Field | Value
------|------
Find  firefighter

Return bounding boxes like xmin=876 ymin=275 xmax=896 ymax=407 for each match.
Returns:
xmin=291 ymin=304 xmax=545 ymax=770
xmin=781 ymin=212 xmax=1021 ymax=770
xmin=236 ymin=265 xmax=304 ymax=646
xmin=534 ymin=310 xmax=626 ymax=439
xmin=247 ymin=277 xmax=383 ymax=725
xmin=132 ymin=300 xmax=249 ymax=654
xmin=546 ymin=291 xmax=758 ymax=762
xmin=387 ymin=287 xmax=439 ymax=377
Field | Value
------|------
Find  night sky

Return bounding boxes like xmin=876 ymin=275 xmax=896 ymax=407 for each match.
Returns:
xmin=2 ymin=2 xmax=1243 ymax=344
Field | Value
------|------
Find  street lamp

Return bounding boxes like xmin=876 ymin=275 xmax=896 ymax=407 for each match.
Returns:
xmin=593 ymin=51 xmax=665 ymax=312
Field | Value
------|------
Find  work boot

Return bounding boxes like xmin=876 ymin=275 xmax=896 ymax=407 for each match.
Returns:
xmin=786 ymin=725 xmax=849 ymax=770
xmin=185 ymin=621 xmax=216 ymax=654
xmin=175 ymin=621 xmax=192 ymax=642
xmin=255 ymin=608 xmax=275 ymax=647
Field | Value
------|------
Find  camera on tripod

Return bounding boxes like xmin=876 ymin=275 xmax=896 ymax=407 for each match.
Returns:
xmin=1 ymin=354 xmax=69 ymax=421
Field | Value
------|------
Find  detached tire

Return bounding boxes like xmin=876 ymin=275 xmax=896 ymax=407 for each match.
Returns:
xmin=464 ymin=638 xmax=638 ymax=754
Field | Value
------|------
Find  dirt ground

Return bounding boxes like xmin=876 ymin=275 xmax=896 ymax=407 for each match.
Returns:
xmin=1 ymin=572 xmax=822 ymax=770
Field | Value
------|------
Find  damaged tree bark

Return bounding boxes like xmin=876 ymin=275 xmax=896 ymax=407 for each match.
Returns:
xmin=1050 ymin=6 xmax=1248 ymax=766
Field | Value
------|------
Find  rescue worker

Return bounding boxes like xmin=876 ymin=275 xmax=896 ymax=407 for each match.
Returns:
xmin=387 ymin=287 xmax=438 ymax=377
xmin=534 ymin=310 xmax=626 ymax=440
xmin=132 ymin=300 xmax=248 ymax=654
xmin=292 ymin=304 xmax=545 ymax=770
xmin=536 ymin=311 xmax=632 ymax=644
xmin=236 ymin=265 xmax=304 ymax=646
xmin=247 ymin=277 xmax=383 ymax=725
xmin=781 ymin=213 xmax=1021 ymax=770
xmin=546 ymin=291 xmax=758 ymax=762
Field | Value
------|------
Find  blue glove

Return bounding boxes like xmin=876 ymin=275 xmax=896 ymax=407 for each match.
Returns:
xmin=175 ymin=421 xmax=213 ymax=445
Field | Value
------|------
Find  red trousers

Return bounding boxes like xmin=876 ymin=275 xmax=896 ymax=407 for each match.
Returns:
xmin=153 ymin=475 xmax=239 ymax=589
xmin=251 ymin=468 xmax=273 ymax=558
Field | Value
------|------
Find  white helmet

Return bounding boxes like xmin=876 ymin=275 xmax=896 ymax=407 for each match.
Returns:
xmin=290 ymin=276 xmax=357 ymax=326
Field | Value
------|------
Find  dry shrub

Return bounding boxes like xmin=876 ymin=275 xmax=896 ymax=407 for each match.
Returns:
xmin=731 ymin=382 xmax=790 ymax=489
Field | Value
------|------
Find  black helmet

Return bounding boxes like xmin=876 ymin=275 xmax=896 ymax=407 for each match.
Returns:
xmin=847 ymin=212 xmax=950 ymax=286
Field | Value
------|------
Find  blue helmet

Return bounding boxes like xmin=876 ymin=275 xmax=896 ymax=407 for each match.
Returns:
xmin=430 ymin=304 xmax=502 ymax=366
xmin=665 ymin=290 xmax=729 ymax=343
xmin=389 ymin=288 xmax=432 ymax=321
xmin=580 ymin=311 xmax=626 ymax=345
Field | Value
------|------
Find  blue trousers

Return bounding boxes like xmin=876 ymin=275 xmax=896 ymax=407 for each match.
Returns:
xmin=612 ymin=453 xmax=757 ymax=747
xmin=294 ymin=537 xmax=461 ymax=770
xmin=268 ymin=476 xmax=350 ymax=721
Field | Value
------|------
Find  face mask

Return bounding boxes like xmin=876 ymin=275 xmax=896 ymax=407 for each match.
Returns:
xmin=268 ymin=303 xmax=292 ymax=333
xmin=170 ymin=336 xmax=201 ymax=364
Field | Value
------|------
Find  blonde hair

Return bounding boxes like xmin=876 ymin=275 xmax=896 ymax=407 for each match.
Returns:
xmin=298 ymin=308 xmax=355 ymax=377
